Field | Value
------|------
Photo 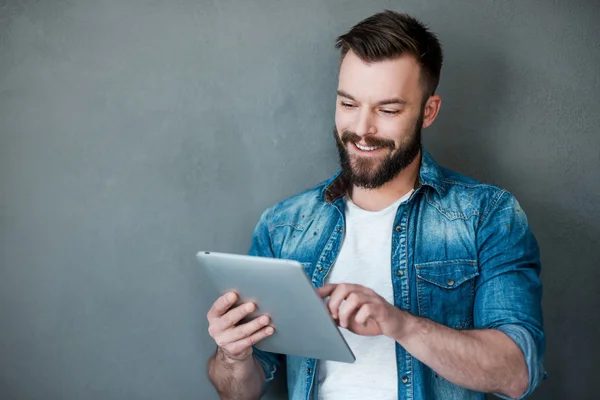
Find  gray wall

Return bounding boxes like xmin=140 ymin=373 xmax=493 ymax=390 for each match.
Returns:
xmin=0 ymin=1 xmax=598 ymax=399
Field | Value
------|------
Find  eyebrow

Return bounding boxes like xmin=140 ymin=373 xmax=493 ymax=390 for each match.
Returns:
xmin=337 ymin=90 xmax=407 ymax=106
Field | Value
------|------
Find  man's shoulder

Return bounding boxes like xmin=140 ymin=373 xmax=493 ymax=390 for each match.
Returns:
xmin=262 ymin=173 xmax=338 ymax=226
xmin=438 ymin=165 xmax=502 ymax=192
xmin=428 ymin=164 xmax=517 ymax=222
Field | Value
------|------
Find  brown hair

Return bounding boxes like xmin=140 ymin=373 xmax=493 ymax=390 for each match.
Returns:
xmin=335 ymin=10 xmax=443 ymax=99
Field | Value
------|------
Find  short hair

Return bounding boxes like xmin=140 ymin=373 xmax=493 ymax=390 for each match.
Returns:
xmin=335 ymin=10 xmax=444 ymax=99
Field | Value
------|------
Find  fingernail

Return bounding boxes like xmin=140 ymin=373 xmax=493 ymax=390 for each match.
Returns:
xmin=227 ymin=293 xmax=235 ymax=302
xmin=266 ymin=327 xmax=274 ymax=335
xmin=245 ymin=303 xmax=254 ymax=312
xmin=260 ymin=316 xmax=269 ymax=325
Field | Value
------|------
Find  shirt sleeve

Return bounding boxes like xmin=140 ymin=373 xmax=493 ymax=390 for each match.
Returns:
xmin=474 ymin=190 xmax=547 ymax=399
xmin=247 ymin=207 xmax=284 ymax=395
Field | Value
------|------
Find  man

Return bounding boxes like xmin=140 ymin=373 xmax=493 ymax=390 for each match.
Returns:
xmin=206 ymin=10 xmax=546 ymax=400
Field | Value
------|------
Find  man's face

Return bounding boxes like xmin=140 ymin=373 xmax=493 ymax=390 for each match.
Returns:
xmin=334 ymin=50 xmax=426 ymax=189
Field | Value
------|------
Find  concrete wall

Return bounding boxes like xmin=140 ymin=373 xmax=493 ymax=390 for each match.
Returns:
xmin=1 ymin=1 xmax=598 ymax=399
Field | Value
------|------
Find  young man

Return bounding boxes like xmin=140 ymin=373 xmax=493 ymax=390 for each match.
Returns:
xmin=206 ymin=10 xmax=546 ymax=400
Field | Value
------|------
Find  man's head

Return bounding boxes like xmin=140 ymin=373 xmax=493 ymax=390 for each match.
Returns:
xmin=333 ymin=10 xmax=443 ymax=189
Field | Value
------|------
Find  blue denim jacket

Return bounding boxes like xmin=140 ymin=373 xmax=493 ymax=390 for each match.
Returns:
xmin=248 ymin=149 xmax=546 ymax=400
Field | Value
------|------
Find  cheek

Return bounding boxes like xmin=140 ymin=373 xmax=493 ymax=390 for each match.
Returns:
xmin=335 ymin=109 xmax=353 ymax=132
xmin=379 ymin=117 xmax=415 ymax=142
xmin=377 ymin=122 xmax=403 ymax=143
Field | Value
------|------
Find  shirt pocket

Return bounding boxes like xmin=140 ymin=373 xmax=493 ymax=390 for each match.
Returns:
xmin=416 ymin=260 xmax=479 ymax=329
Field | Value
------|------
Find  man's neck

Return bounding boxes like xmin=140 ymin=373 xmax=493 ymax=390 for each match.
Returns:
xmin=349 ymin=151 xmax=421 ymax=212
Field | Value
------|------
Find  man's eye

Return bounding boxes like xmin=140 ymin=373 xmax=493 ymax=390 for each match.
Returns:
xmin=380 ymin=109 xmax=399 ymax=115
xmin=340 ymin=102 xmax=355 ymax=108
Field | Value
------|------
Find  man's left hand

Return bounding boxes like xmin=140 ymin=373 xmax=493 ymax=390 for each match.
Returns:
xmin=317 ymin=283 xmax=409 ymax=338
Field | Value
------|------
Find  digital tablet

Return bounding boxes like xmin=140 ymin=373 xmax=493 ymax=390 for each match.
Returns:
xmin=197 ymin=251 xmax=356 ymax=363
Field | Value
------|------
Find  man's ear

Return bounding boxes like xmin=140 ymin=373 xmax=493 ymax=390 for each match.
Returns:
xmin=422 ymin=94 xmax=442 ymax=129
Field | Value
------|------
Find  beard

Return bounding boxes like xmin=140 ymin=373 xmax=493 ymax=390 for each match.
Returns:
xmin=334 ymin=111 xmax=424 ymax=190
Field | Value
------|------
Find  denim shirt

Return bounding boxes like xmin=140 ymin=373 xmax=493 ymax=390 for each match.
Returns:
xmin=248 ymin=149 xmax=546 ymax=400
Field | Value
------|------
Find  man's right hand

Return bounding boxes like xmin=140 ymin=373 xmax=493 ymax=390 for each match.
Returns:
xmin=207 ymin=292 xmax=274 ymax=362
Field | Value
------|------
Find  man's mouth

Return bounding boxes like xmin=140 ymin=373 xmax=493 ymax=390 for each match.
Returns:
xmin=353 ymin=142 xmax=384 ymax=152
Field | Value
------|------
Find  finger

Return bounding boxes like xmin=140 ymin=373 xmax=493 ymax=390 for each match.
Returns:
xmin=215 ymin=302 xmax=256 ymax=332
xmin=331 ymin=284 xmax=375 ymax=317
xmin=327 ymin=284 xmax=356 ymax=319
xmin=218 ymin=315 xmax=271 ymax=346
xmin=337 ymin=292 xmax=364 ymax=328
xmin=354 ymin=303 xmax=373 ymax=325
xmin=207 ymin=292 xmax=238 ymax=321
xmin=223 ymin=326 xmax=275 ymax=356
xmin=317 ymin=284 xmax=338 ymax=298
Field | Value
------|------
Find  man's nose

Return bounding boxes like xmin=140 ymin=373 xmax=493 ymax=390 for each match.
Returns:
xmin=354 ymin=109 xmax=376 ymax=138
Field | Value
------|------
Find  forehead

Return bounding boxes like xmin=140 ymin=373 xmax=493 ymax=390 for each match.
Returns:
xmin=337 ymin=50 xmax=422 ymax=102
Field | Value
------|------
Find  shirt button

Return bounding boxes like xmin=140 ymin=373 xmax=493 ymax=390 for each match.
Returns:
xmin=401 ymin=376 xmax=409 ymax=384
xmin=396 ymin=270 xmax=404 ymax=277
xmin=395 ymin=225 xmax=402 ymax=232
xmin=447 ymin=279 xmax=455 ymax=286
xmin=307 ymin=367 xmax=311 ymax=374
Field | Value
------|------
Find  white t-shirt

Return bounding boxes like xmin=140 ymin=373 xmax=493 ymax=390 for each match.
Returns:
xmin=317 ymin=190 xmax=413 ymax=400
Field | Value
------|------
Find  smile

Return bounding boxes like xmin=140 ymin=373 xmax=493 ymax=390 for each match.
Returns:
xmin=354 ymin=143 xmax=383 ymax=152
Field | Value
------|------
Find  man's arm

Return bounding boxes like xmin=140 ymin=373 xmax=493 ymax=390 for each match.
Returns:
xmin=205 ymin=207 xmax=282 ymax=399
xmin=395 ymin=315 xmax=528 ymax=398
xmin=208 ymin=347 xmax=266 ymax=400
xmin=399 ymin=191 xmax=545 ymax=399
xmin=321 ymin=283 xmax=530 ymax=398
xmin=205 ymin=291 xmax=274 ymax=400
xmin=320 ymin=191 xmax=545 ymax=399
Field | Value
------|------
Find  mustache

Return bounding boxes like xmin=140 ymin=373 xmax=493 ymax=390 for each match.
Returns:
xmin=340 ymin=130 xmax=395 ymax=149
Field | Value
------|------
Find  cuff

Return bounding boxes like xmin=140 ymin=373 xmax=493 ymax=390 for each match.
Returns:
xmin=494 ymin=324 xmax=547 ymax=399
xmin=253 ymin=346 xmax=280 ymax=397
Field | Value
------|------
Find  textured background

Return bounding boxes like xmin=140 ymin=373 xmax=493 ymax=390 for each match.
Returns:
xmin=1 ymin=1 xmax=599 ymax=399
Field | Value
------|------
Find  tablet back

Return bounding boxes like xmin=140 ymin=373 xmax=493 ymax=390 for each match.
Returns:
xmin=197 ymin=251 xmax=355 ymax=363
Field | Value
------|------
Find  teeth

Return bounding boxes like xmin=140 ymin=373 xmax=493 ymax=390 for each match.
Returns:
xmin=356 ymin=143 xmax=381 ymax=151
